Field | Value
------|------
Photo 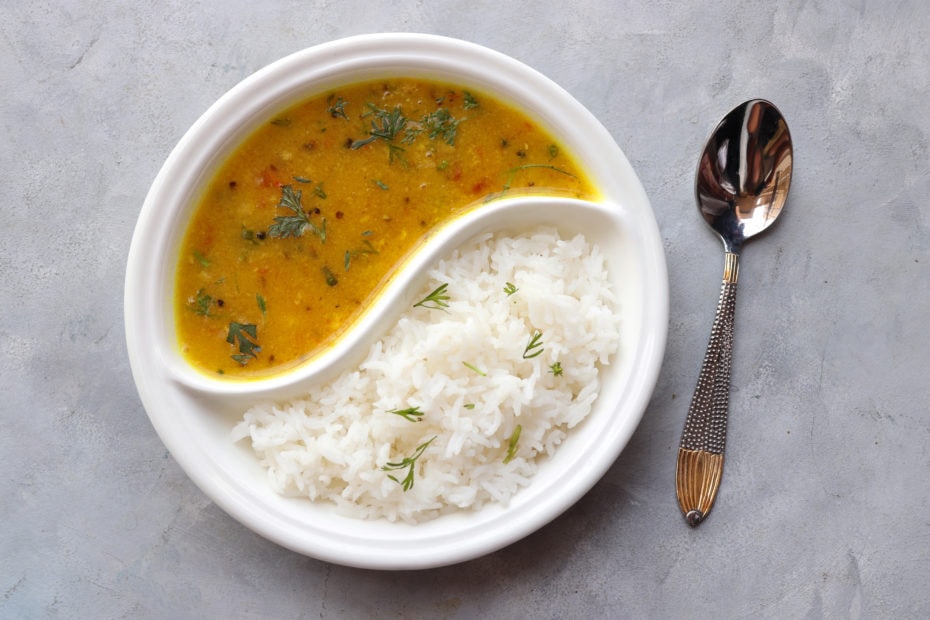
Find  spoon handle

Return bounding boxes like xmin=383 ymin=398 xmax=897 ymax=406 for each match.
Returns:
xmin=675 ymin=251 xmax=739 ymax=526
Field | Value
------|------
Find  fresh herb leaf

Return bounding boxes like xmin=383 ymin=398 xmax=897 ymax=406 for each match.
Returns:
xmin=268 ymin=185 xmax=326 ymax=241
xmin=369 ymin=104 xmax=407 ymax=142
xmin=350 ymin=103 xmax=464 ymax=161
xmin=226 ymin=322 xmax=260 ymax=364
xmin=522 ymin=330 xmax=544 ymax=359
xmin=189 ymin=288 xmax=214 ymax=317
xmin=503 ymin=425 xmax=522 ymax=464
xmin=388 ymin=406 xmax=424 ymax=422
xmin=268 ymin=185 xmax=308 ymax=237
xmin=313 ymin=183 xmax=327 ymax=199
xmin=344 ymin=240 xmax=378 ymax=272
xmin=462 ymin=361 xmax=486 ymax=376
xmin=327 ymin=95 xmax=348 ymax=120
xmin=463 ymin=91 xmax=479 ymax=109
xmin=192 ymin=250 xmax=210 ymax=268
xmin=256 ymin=293 xmax=267 ymax=318
xmin=279 ymin=184 xmax=304 ymax=212
xmin=388 ymin=144 xmax=406 ymax=164
xmin=382 ymin=436 xmax=436 ymax=491
xmin=351 ymin=104 xmax=408 ymax=150
xmin=549 ymin=361 xmax=563 ymax=376
xmin=548 ymin=144 xmax=559 ymax=159
xmin=373 ymin=179 xmax=389 ymax=190
xmin=413 ymin=283 xmax=450 ymax=310
xmin=322 ymin=265 xmax=338 ymax=286
xmin=241 ymin=226 xmax=262 ymax=245
xmin=424 ymin=108 xmax=461 ymax=145
xmin=503 ymin=282 xmax=518 ymax=296
xmin=406 ymin=108 xmax=462 ymax=146
xmin=464 ymin=403 xmax=476 ymax=410
xmin=293 ymin=175 xmax=313 ymax=184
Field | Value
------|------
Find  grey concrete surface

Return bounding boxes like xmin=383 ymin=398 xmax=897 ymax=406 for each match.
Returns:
xmin=2 ymin=1 xmax=929 ymax=617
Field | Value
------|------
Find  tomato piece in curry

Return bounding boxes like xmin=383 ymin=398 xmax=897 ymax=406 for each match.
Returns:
xmin=174 ymin=78 xmax=597 ymax=379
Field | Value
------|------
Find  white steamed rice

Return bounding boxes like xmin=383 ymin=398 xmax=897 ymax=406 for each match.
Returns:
xmin=231 ymin=227 xmax=620 ymax=523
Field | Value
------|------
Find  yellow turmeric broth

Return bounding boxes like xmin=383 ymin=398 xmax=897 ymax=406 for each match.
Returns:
xmin=175 ymin=78 xmax=596 ymax=379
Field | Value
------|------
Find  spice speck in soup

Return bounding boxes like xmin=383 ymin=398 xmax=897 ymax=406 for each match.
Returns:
xmin=174 ymin=78 xmax=596 ymax=379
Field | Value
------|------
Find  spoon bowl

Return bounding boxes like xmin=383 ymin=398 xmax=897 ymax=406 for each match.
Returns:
xmin=676 ymin=100 xmax=793 ymax=526
xmin=696 ymin=100 xmax=793 ymax=253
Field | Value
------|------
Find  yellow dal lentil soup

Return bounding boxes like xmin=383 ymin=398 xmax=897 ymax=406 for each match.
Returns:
xmin=174 ymin=78 xmax=597 ymax=379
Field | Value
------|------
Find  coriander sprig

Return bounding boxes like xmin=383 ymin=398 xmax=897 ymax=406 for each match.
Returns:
xmin=414 ymin=283 xmax=450 ymax=310
xmin=351 ymin=104 xmax=409 ymax=163
xmin=351 ymin=103 xmax=466 ymax=160
xmin=268 ymin=185 xmax=327 ymax=241
xmin=522 ymin=330 xmax=544 ymax=359
xmin=503 ymin=282 xmax=518 ymax=296
xmin=382 ymin=436 xmax=436 ymax=491
xmin=405 ymin=108 xmax=462 ymax=146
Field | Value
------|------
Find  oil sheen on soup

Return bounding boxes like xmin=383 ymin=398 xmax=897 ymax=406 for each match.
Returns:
xmin=174 ymin=78 xmax=597 ymax=379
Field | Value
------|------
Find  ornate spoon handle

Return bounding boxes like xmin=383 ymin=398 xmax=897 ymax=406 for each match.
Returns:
xmin=676 ymin=251 xmax=739 ymax=526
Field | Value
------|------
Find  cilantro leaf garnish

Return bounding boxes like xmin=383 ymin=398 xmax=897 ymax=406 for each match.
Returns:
xmin=267 ymin=185 xmax=326 ymax=241
xmin=226 ymin=322 xmax=260 ymax=365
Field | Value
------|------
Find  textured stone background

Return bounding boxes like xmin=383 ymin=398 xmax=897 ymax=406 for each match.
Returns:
xmin=2 ymin=1 xmax=928 ymax=617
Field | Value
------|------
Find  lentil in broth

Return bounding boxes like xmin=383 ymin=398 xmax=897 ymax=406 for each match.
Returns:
xmin=175 ymin=78 xmax=597 ymax=379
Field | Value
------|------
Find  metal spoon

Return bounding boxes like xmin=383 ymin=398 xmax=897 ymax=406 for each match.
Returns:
xmin=675 ymin=99 xmax=793 ymax=526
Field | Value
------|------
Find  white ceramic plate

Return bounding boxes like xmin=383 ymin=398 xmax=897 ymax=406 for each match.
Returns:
xmin=125 ymin=33 xmax=668 ymax=569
